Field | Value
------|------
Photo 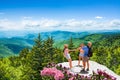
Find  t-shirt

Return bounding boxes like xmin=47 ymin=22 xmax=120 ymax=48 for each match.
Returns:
xmin=82 ymin=46 xmax=89 ymax=57
xmin=64 ymin=48 xmax=69 ymax=55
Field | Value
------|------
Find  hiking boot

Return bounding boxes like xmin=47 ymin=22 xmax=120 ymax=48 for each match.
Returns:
xmin=76 ymin=65 xmax=82 ymax=67
xmin=79 ymin=65 xmax=83 ymax=67
xmin=86 ymin=68 xmax=89 ymax=71
xmin=80 ymin=69 xmax=85 ymax=72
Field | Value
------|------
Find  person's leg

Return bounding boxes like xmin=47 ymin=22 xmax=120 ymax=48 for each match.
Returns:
xmin=83 ymin=62 xmax=86 ymax=69
xmin=82 ymin=57 xmax=86 ymax=71
xmin=78 ymin=56 xmax=81 ymax=65
xmin=86 ymin=57 xmax=89 ymax=71
xmin=66 ymin=54 xmax=72 ymax=68
xmin=68 ymin=59 xmax=72 ymax=68
xmin=82 ymin=58 xmax=84 ymax=67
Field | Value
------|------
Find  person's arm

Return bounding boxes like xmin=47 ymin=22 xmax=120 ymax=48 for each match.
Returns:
xmin=75 ymin=47 xmax=81 ymax=52
xmin=63 ymin=49 xmax=66 ymax=57
xmin=69 ymin=49 xmax=76 ymax=52
xmin=77 ymin=47 xmax=80 ymax=51
xmin=63 ymin=53 xmax=65 ymax=57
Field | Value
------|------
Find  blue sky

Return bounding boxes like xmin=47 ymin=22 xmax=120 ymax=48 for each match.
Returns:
xmin=0 ymin=0 xmax=120 ymax=31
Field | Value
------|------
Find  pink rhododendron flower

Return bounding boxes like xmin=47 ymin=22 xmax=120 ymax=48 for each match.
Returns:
xmin=41 ymin=67 xmax=64 ymax=80
xmin=69 ymin=77 xmax=74 ymax=80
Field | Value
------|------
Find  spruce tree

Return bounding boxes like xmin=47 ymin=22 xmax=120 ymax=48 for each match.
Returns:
xmin=43 ymin=36 xmax=54 ymax=62
xmin=27 ymin=33 xmax=44 ymax=79
xmin=69 ymin=36 xmax=74 ymax=49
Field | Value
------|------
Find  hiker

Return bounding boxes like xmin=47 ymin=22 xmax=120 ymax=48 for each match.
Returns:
xmin=77 ymin=43 xmax=84 ymax=67
xmin=86 ymin=41 xmax=93 ymax=71
xmin=63 ymin=44 xmax=75 ymax=69
xmin=81 ymin=43 xmax=89 ymax=72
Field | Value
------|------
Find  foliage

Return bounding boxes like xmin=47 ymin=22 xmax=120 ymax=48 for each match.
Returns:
xmin=0 ymin=33 xmax=64 ymax=79
xmin=0 ymin=33 xmax=120 ymax=80
xmin=91 ymin=34 xmax=120 ymax=75
xmin=69 ymin=37 xmax=74 ymax=49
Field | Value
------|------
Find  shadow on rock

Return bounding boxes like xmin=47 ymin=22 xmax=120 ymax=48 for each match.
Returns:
xmin=80 ymin=71 xmax=88 ymax=74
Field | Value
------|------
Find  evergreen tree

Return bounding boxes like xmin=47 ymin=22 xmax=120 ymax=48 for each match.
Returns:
xmin=19 ymin=48 xmax=29 ymax=58
xmin=26 ymin=33 xmax=44 ymax=79
xmin=69 ymin=36 xmax=74 ymax=49
xmin=43 ymin=36 xmax=54 ymax=62
xmin=68 ymin=36 xmax=77 ymax=60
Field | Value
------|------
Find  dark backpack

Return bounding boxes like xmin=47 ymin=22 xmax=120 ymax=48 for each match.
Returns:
xmin=87 ymin=46 xmax=93 ymax=57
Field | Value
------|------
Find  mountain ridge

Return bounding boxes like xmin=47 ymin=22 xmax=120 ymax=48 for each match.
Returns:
xmin=0 ymin=30 xmax=120 ymax=38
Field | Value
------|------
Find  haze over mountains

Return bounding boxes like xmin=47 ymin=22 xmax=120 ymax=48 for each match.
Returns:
xmin=0 ymin=30 xmax=120 ymax=38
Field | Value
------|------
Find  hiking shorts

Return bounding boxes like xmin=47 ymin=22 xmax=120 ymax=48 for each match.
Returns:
xmin=82 ymin=56 xmax=89 ymax=62
xmin=79 ymin=53 xmax=84 ymax=57
xmin=65 ymin=54 xmax=71 ymax=59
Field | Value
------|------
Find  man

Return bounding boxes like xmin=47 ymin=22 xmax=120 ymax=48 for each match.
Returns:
xmin=81 ymin=43 xmax=89 ymax=72
xmin=86 ymin=42 xmax=92 ymax=71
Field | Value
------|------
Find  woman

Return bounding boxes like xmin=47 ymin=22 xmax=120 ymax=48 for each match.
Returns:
xmin=77 ymin=43 xmax=84 ymax=67
xmin=63 ymin=44 xmax=75 ymax=69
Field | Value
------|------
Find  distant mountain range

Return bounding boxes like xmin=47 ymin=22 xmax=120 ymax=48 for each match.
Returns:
xmin=24 ymin=31 xmax=90 ymax=41
xmin=0 ymin=30 xmax=120 ymax=38
xmin=0 ymin=31 xmax=89 ymax=40
xmin=0 ymin=30 xmax=120 ymax=57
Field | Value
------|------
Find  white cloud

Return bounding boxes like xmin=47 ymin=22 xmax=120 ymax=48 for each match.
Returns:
xmin=0 ymin=19 xmax=24 ymax=31
xmin=21 ymin=19 xmax=60 ymax=31
xmin=95 ymin=16 xmax=103 ymax=19
xmin=0 ymin=18 xmax=120 ymax=32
